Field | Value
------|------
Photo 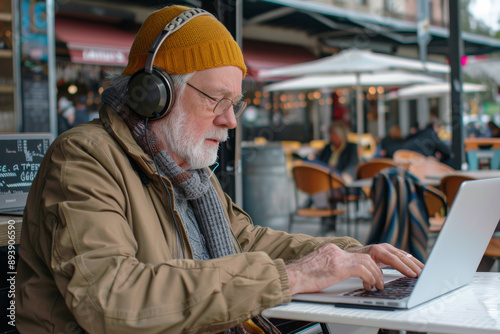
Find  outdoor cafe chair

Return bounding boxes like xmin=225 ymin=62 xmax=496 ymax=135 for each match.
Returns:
xmin=485 ymin=238 xmax=500 ymax=264
xmin=289 ymin=161 xmax=350 ymax=235
xmin=439 ymin=174 xmax=476 ymax=207
xmin=439 ymin=174 xmax=500 ymax=267
xmin=355 ymin=158 xmax=401 ymax=179
xmin=436 ymin=174 xmax=476 ymax=231
xmin=354 ymin=158 xmax=401 ymax=198
xmin=423 ymin=186 xmax=448 ymax=234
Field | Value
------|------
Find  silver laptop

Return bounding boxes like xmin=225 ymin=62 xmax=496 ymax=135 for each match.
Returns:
xmin=293 ymin=177 xmax=500 ymax=309
xmin=0 ymin=133 xmax=53 ymax=216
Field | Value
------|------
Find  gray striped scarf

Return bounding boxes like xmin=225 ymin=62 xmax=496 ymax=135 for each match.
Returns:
xmin=154 ymin=152 xmax=236 ymax=259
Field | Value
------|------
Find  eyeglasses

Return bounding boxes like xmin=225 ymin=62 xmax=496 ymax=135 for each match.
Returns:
xmin=186 ymin=83 xmax=247 ymax=117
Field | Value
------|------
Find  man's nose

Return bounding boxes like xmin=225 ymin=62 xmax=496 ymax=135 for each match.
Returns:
xmin=214 ymin=106 xmax=238 ymax=129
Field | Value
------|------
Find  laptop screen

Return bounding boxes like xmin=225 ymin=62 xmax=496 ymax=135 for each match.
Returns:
xmin=0 ymin=133 xmax=53 ymax=214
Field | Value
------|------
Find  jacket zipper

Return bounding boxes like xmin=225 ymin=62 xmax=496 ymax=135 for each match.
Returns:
xmin=159 ymin=174 xmax=186 ymax=259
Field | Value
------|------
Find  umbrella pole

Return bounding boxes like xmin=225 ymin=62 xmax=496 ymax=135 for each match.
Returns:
xmin=377 ymin=94 xmax=386 ymax=138
xmin=356 ymin=73 xmax=363 ymax=147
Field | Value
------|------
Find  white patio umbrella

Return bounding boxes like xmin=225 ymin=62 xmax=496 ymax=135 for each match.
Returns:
xmin=385 ymin=82 xmax=488 ymax=100
xmin=259 ymin=49 xmax=450 ymax=142
xmin=259 ymin=49 xmax=450 ymax=79
xmin=262 ymin=71 xmax=443 ymax=92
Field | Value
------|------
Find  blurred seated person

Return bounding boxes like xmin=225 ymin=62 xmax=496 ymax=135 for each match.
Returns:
xmin=401 ymin=120 xmax=452 ymax=166
xmin=308 ymin=122 xmax=360 ymax=235
xmin=465 ymin=121 xmax=482 ymax=138
xmin=379 ymin=125 xmax=404 ymax=159
xmin=313 ymin=122 xmax=360 ymax=183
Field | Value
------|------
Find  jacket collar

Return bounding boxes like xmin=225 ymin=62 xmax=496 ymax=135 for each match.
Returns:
xmin=99 ymin=104 xmax=158 ymax=179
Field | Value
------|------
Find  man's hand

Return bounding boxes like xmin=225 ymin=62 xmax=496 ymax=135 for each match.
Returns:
xmin=285 ymin=243 xmax=423 ymax=295
xmin=346 ymin=243 xmax=423 ymax=278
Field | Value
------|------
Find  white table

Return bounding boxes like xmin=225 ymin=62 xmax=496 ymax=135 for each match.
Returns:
xmin=425 ymin=169 xmax=500 ymax=181
xmin=348 ymin=177 xmax=438 ymax=189
xmin=263 ymin=273 xmax=500 ymax=334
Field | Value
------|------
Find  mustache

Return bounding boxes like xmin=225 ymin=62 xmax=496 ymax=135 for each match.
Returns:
xmin=204 ymin=128 xmax=228 ymax=142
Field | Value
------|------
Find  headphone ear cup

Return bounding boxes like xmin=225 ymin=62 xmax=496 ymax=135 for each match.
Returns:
xmin=126 ymin=66 xmax=175 ymax=120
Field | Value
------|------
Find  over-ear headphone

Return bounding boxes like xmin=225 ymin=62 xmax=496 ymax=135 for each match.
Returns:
xmin=126 ymin=8 xmax=215 ymax=120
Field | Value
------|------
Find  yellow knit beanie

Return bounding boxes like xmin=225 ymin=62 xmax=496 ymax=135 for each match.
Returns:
xmin=122 ymin=5 xmax=247 ymax=78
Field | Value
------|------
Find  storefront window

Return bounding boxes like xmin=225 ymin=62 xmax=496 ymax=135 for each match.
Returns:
xmin=56 ymin=60 xmax=123 ymax=133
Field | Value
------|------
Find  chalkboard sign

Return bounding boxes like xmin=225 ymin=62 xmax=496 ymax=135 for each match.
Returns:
xmin=0 ymin=133 xmax=52 ymax=213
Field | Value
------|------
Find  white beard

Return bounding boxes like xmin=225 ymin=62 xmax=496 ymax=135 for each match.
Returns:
xmin=162 ymin=106 xmax=228 ymax=170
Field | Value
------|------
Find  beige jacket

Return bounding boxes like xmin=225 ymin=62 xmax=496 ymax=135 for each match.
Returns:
xmin=15 ymin=105 xmax=361 ymax=334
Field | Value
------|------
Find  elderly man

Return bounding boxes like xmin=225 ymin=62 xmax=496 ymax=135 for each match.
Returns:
xmin=15 ymin=5 xmax=422 ymax=334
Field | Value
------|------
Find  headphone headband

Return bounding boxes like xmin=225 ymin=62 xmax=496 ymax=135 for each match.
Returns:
xmin=144 ymin=8 xmax=215 ymax=74
xmin=127 ymin=8 xmax=215 ymax=120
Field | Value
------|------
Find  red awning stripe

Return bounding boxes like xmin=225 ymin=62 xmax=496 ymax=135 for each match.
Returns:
xmin=56 ymin=17 xmax=137 ymax=66
xmin=242 ymin=40 xmax=318 ymax=81
xmin=55 ymin=19 xmax=318 ymax=71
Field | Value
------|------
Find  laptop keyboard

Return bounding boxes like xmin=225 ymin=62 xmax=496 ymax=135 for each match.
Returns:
xmin=342 ymin=277 xmax=417 ymax=300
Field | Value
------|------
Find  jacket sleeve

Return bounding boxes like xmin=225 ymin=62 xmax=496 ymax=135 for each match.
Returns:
xmin=37 ymin=134 xmax=291 ymax=334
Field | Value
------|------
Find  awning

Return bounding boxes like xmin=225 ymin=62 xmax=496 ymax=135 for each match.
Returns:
xmin=242 ymin=40 xmax=318 ymax=81
xmin=55 ymin=18 xmax=318 ymax=73
xmin=55 ymin=17 xmax=138 ymax=66
xmin=243 ymin=0 xmax=500 ymax=56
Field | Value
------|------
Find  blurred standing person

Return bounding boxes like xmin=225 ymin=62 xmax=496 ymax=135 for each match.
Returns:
xmin=74 ymin=94 xmax=89 ymax=125
xmin=57 ymin=96 xmax=76 ymax=134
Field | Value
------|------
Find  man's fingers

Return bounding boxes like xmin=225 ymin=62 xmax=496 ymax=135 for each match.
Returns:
xmin=398 ymin=251 xmax=424 ymax=271
xmin=389 ymin=251 xmax=423 ymax=277
xmin=360 ymin=268 xmax=384 ymax=291
xmin=410 ymin=254 xmax=425 ymax=269
xmin=351 ymin=255 xmax=385 ymax=291
xmin=356 ymin=266 xmax=377 ymax=291
xmin=286 ymin=244 xmax=421 ymax=295
xmin=402 ymin=252 xmax=425 ymax=271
